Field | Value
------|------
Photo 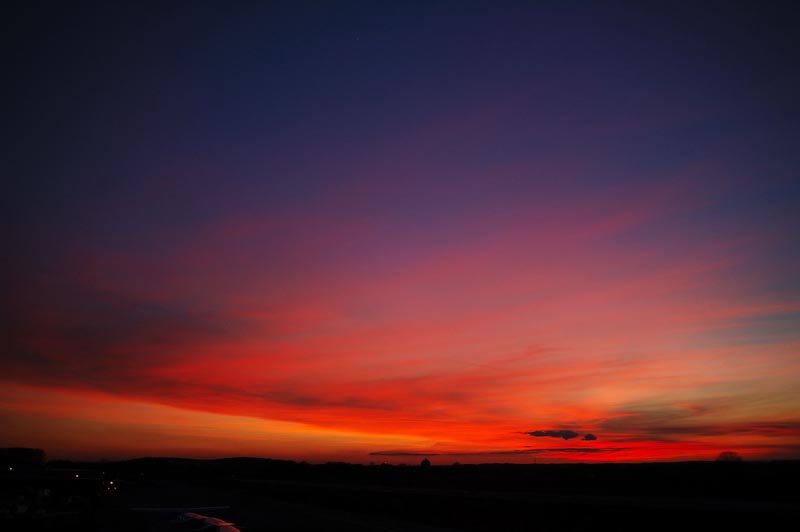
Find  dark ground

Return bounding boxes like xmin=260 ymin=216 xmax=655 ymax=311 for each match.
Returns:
xmin=4 ymin=458 xmax=799 ymax=531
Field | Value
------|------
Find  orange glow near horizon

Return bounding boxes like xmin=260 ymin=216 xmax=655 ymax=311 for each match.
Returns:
xmin=2 ymin=378 xmax=797 ymax=463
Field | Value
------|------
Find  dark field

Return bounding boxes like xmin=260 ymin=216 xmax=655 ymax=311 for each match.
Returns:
xmin=5 ymin=458 xmax=799 ymax=531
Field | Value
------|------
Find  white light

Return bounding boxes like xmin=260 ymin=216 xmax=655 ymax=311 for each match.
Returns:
xmin=75 ymin=474 xmax=79 ymax=478
xmin=8 ymin=467 xmax=12 ymax=471
xmin=109 ymin=481 xmax=114 ymax=485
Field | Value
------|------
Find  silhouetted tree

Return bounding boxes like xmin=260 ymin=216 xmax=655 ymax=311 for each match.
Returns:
xmin=716 ymin=451 xmax=743 ymax=462
xmin=420 ymin=458 xmax=431 ymax=468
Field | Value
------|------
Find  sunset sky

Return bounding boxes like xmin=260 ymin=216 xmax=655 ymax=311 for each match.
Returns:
xmin=4 ymin=1 xmax=800 ymax=463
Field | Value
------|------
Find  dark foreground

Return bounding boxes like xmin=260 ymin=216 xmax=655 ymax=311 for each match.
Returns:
xmin=4 ymin=458 xmax=799 ymax=531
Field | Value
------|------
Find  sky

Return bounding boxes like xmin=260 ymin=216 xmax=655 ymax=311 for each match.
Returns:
xmin=3 ymin=1 xmax=800 ymax=463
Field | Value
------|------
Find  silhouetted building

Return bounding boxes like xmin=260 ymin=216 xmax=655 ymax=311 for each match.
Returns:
xmin=1 ymin=447 xmax=46 ymax=469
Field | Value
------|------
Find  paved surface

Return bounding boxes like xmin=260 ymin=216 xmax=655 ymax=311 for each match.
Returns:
xmin=105 ymin=480 xmax=461 ymax=532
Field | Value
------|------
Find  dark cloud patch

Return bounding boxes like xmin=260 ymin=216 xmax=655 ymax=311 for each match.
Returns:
xmin=1 ymin=274 xmax=420 ymax=423
xmin=459 ymin=447 xmax=624 ymax=456
xmin=604 ymin=419 xmax=800 ymax=441
xmin=528 ymin=430 xmax=579 ymax=440
xmin=1 ymin=280 xmax=246 ymax=393
xmin=600 ymin=400 xmax=800 ymax=442
xmin=370 ymin=451 xmax=441 ymax=456
xmin=260 ymin=389 xmax=398 ymax=411
xmin=582 ymin=433 xmax=597 ymax=440
xmin=371 ymin=447 xmax=627 ymax=457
